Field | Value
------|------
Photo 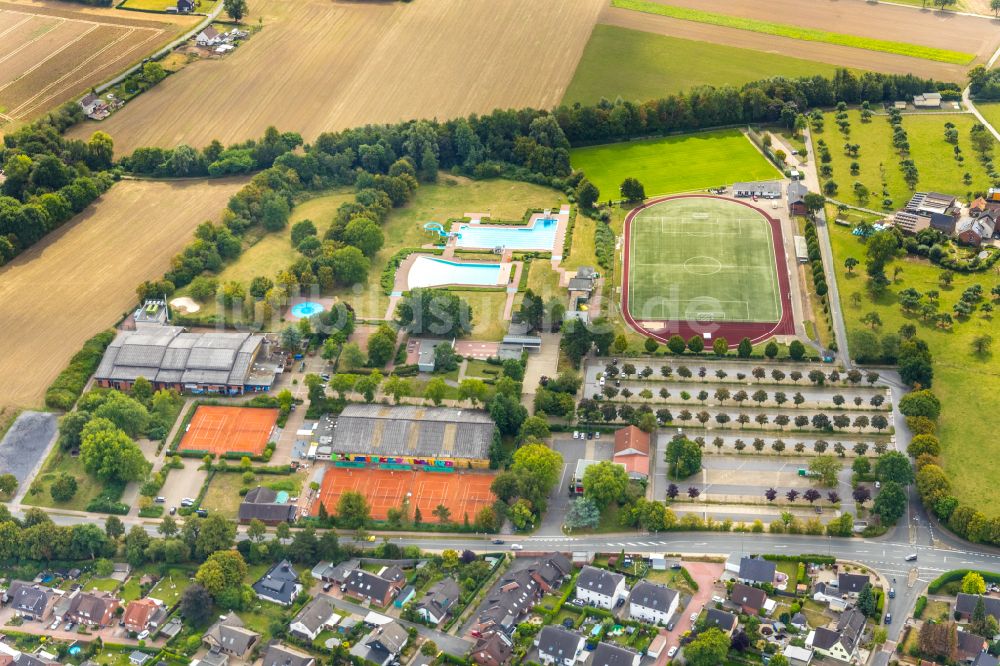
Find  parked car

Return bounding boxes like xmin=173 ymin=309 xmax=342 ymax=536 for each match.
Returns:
xmin=169 ymin=506 xmax=176 ymax=515
xmin=137 ymin=630 xmax=149 ymax=640
xmin=594 ymin=431 xmax=600 ymax=439
xmin=323 ymin=582 xmax=333 ymax=592
xmin=666 ymin=621 xmax=675 ymax=631
xmin=884 ymin=613 xmax=892 ymax=624
xmin=154 ymin=496 xmax=165 ymax=503
xmin=690 ymin=612 xmax=699 ymax=622
xmin=905 ymin=553 xmax=917 ymax=561
xmin=196 ymin=509 xmax=208 ymax=518
xmin=63 ymin=622 xmax=74 ymax=631
xmin=712 ymin=595 xmax=724 ymax=604
xmin=573 ymin=431 xmax=580 ymax=439
xmin=667 ymin=646 xmax=677 ymax=658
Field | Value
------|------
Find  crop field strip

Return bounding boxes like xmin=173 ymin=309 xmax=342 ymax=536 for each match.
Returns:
xmin=611 ymin=0 xmax=975 ymax=65
xmin=627 ymin=200 xmax=781 ymax=323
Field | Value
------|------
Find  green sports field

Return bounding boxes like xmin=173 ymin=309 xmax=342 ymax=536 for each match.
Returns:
xmin=627 ymin=197 xmax=780 ymax=322
xmin=570 ymin=131 xmax=779 ymax=200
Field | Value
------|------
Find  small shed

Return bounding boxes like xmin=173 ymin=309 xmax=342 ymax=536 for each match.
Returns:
xmin=394 ymin=585 xmax=415 ymax=608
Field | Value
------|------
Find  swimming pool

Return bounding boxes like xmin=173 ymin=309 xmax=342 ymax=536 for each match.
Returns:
xmin=407 ymin=256 xmax=502 ymax=289
xmin=454 ymin=217 xmax=558 ymax=250
xmin=290 ymin=301 xmax=325 ymax=318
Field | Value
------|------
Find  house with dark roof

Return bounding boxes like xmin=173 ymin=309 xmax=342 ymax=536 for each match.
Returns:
xmin=613 ymin=426 xmax=650 ymax=479
xmin=737 ymin=557 xmax=776 ymax=585
xmin=253 ymin=561 xmax=301 ymax=606
xmin=957 ymin=630 xmax=988 ymax=663
xmin=812 ymin=582 xmax=849 ymax=612
xmin=575 ymin=566 xmax=626 ymax=610
xmin=62 ymin=591 xmax=119 ymax=627
xmin=239 ymin=487 xmax=297 ymax=525
xmin=627 ymin=581 xmax=678 ymax=626
xmin=958 ymin=215 xmax=996 ymax=246
xmin=472 ymin=569 xmax=540 ymax=636
xmin=415 ymin=579 xmax=460 ymax=626
xmin=471 ymin=630 xmax=513 ymax=666
xmin=5 ymin=582 xmax=54 ymax=621
xmin=365 ymin=620 xmax=408 ymax=657
xmin=974 ymin=652 xmax=1000 ymax=666
xmin=590 ymin=642 xmax=641 ymax=666
xmin=788 ymin=181 xmax=809 ymax=216
xmin=290 ymin=594 xmax=336 ymax=641
xmin=530 ymin=554 xmax=573 ymax=593
xmin=957 ymin=594 xmax=1000 ymax=622
xmin=123 ymin=598 xmax=166 ymax=634
xmin=535 ymin=626 xmax=585 ymax=666
xmin=262 ymin=643 xmax=315 ymax=666
xmin=381 ymin=566 xmax=406 ymax=585
xmin=836 ymin=573 xmax=870 ymax=597
xmin=808 ymin=607 xmax=865 ymax=663
xmin=704 ymin=608 xmax=739 ymax=636
xmin=203 ymin=614 xmax=260 ymax=658
xmin=311 ymin=559 xmax=359 ymax=583
xmin=731 ymin=583 xmax=767 ymax=615
xmin=343 ymin=569 xmax=403 ymax=608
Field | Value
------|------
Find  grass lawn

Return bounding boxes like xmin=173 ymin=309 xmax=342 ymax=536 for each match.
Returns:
xmin=563 ymin=213 xmax=600 ymax=272
xmin=524 ymin=259 xmax=563 ymax=301
xmin=462 ymin=290 xmax=513 ymax=341
xmin=148 ymin=568 xmax=194 ymax=606
xmin=611 ymin=0 xmax=974 ymax=64
xmin=22 ymin=449 xmax=106 ymax=512
xmin=814 ymin=110 xmax=997 ymax=210
xmin=464 ymin=359 xmax=500 ymax=380
xmin=628 ymin=197 xmax=781 ymax=322
xmin=571 ymin=130 xmax=779 ymax=200
xmin=563 ymin=25 xmax=842 ymax=106
xmin=120 ymin=577 xmax=142 ymax=602
xmin=801 ymin=599 xmax=831 ymax=628
xmin=85 ymin=578 xmax=121 ymax=593
xmin=120 ymin=0 xmax=217 ymax=10
xmin=201 ymin=471 xmax=302 ymax=519
xmin=568 ymin=503 xmax=624 ymax=534
xmin=238 ymin=603 xmax=288 ymax=642
xmin=644 ymin=568 xmax=695 ymax=595
xmin=975 ymin=103 xmax=1000 ymax=135
xmin=828 ymin=220 xmax=1000 ymax=516
xmin=923 ymin=598 xmax=951 ymax=621
xmin=775 ymin=560 xmax=798 ymax=584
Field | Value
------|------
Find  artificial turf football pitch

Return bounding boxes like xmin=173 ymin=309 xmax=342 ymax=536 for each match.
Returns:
xmin=626 ymin=197 xmax=781 ymax=324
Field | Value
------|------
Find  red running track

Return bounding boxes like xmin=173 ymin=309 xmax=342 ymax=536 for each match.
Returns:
xmin=621 ymin=194 xmax=795 ymax=347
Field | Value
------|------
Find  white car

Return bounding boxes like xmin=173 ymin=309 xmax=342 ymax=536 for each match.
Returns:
xmin=690 ymin=612 xmax=698 ymax=622
xmin=510 ymin=544 xmax=523 ymax=551
xmin=667 ymin=646 xmax=677 ymax=658
xmin=573 ymin=431 xmax=580 ymax=439
xmin=137 ymin=630 xmax=149 ymax=640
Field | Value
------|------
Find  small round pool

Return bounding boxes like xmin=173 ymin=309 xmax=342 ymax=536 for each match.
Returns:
xmin=290 ymin=301 xmax=325 ymax=318
xmin=68 ymin=647 xmax=81 ymax=656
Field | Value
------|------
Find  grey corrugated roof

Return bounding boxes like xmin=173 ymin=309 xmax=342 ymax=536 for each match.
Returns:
xmin=331 ymin=404 xmax=494 ymax=460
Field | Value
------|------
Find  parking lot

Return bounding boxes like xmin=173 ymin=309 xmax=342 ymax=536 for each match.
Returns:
xmin=544 ymin=434 xmax=615 ymax=533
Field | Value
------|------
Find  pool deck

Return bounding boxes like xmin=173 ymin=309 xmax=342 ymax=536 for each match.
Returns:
xmin=396 ymin=253 xmax=517 ymax=291
xmin=448 ymin=205 xmax=570 ymax=258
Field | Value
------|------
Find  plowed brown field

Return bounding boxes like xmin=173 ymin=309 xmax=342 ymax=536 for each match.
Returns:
xmin=72 ymin=0 xmax=607 ymax=155
xmin=0 ymin=177 xmax=246 ymax=412
xmin=601 ymin=0 xmax=1000 ymax=83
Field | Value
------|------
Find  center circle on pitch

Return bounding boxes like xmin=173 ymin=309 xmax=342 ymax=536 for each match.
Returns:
xmin=684 ymin=256 xmax=722 ymax=275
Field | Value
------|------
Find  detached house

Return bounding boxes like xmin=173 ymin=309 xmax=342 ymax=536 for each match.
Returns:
xmin=530 ymin=554 xmax=573 ymax=593
xmin=252 ymin=560 xmax=301 ymax=606
xmin=704 ymin=608 xmax=739 ymax=636
xmin=575 ymin=566 xmax=626 ymax=610
xmin=613 ymin=426 xmax=650 ymax=479
xmin=414 ymin=579 xmax=460 ymax=626
xmin=836 ymin=573 xmax=869 ymax=597
xmin=958 ymin=215 xmax=996 ymax=246
xmin=123 ymin=598 xmax=166 ymax=634
xmin=343 ymin=569 xmax=404 ymax=608
xmin=808 ymin=607 xmax=865 ymax=663
xmin=957 ymin=594 xmax=1000 ymax=622
xmin=196 ymin=26 xmax=221 ymax=46
xmin=957 ymin=630 xmax=989 ymax=663
xmin=364 ymin=621 xmax=408 ymax=663
xmin=262 ymin=643 xmax=315 ymax=666
xmin=239 ymin=487 xmax=297 ymax=525
xmin=472 ymin=569 xmax=540 ymax=636
xmin=590 ymin=643 xmax=641 ymax=666
xmin=203 ymin=614 xmax=260 ymax=659
xmin=731 ymin=583 xmax=767 ymax=615
xmin=471 ymin=630 xmax=513 ymax=666
xmin=627 ymin=581 xmax=679 ymax=626
xmin=5 ymin=583 xmax=55 ymax=621
xmin=290 ymin=594 xmax=336 ymax=641
xmin=536 ymin=626 xmax=585 ymax=666
xmin=736 ymin=556 xmax=776 ymax=586
xmin=62 ymin=591 xmax=119 ymax=627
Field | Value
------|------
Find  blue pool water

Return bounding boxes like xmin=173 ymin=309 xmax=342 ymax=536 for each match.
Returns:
xmin=408 ymin=256 xmax=502 ymax=289
xmin=40 ymin=574 xmax=53 ymax=583
xmin=454 ymin=217 xmax=558 ymax=250
xmin=68 ymin=647 xmax=81 ymax=656
xmin=275 ymin=490 xmax=290 ymax=504
xmin=291 ymin=301 xmax=325 ymax=318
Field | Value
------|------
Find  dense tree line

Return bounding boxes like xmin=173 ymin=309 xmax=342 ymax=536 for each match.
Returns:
xmin=0 ymin=103 xmax=114 ymax=266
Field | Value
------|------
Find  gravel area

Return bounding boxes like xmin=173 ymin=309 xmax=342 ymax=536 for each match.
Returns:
xmin=0 ymin=411 xmax=56 ymax=486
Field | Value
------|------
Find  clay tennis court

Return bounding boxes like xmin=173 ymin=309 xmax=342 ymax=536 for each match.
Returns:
xmin=315 ymin=467 xmax=496 ymax=523
xmin=179 ymin=405 xmax=278 ymax=456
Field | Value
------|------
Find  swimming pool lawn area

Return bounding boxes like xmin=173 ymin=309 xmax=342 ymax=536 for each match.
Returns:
xmin=407 ymin=256 xmax=504 ymax=289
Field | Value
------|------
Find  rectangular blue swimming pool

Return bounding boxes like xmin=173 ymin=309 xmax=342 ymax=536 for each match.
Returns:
xmin=407 ymin=256 xmax=502 ymax=289
xmin=454 ymin=217 xmax=558 ymax=250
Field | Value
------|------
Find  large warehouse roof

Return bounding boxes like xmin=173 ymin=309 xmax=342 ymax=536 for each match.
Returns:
xmin=332 ymin=404 xmax=494 ymax=460
xmin=95 ymin=326 xmax=266 ymax=386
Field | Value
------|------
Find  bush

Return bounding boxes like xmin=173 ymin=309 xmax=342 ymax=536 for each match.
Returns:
xmin=928 ymin=569 xmax=1000 ymax=594
xmin=914 ymin=595 xmax=927 ymax=619
xmin=45 ymin=330 xmax=116 ymax=410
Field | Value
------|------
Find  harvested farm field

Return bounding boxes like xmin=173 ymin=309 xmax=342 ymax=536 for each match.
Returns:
xmin=0 ymin=0 xmax=197 ymax=121
xmin=0 ymin=177 xmax=246 ymax=412
xmin=74 ymin=0 xmax=606 ymax=156
xmin=600 ymin=0 xmax=1000 ymax=82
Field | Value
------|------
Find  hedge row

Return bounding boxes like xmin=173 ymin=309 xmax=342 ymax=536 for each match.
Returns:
xmin=927 ymin=569 xmax=1000 ymax=594
xmin=44 ymin=330 xmax=116 ymax=410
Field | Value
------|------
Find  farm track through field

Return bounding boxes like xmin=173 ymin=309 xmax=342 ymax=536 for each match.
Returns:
xmin=76 ymin=0 xmax=607 ymax=155
xmin=0 ymin=24 xmax=104 ymax=97
xmin=599 ymin=7 xmax=979 ymax=82
xmin=0 ymin=178 xmax=246 ymax=413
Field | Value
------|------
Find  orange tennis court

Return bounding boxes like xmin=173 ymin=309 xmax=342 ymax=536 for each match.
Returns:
xmin=315 ymin=467 xmax=497 ymax=522
xmin=179 ymin=405 xmax=279 ymax=456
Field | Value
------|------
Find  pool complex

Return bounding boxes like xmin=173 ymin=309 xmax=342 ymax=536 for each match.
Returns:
xmin=290 ymin=301 xmax=325 ymax=318
xmin=407 ymin=256 xmax=502 ymax=289
xmin=454 ymin=216 xmax=558 ymax=250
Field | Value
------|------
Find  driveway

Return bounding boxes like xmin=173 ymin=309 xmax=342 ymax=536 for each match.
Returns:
xmin=662 ymin=561 xmax=724 ymax=652
xmin=542 ymin=435 xmax=614 ymax=535
xmin=522 ymin=333 xmax=560 ymax=410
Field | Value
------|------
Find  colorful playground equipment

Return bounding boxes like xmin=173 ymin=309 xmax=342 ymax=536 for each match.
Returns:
xmin=423 ymin=221 xmax=456 ymax=239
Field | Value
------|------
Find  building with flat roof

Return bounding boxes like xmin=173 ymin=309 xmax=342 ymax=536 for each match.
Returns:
xmin=95 ymin=315 xmax=275 ymax=395
xmin=733 ymin=181 xmax=781 ymax=199
xmin=328 ymin=404 xmax=495 ymax=468
xmin=571 ymin=459 xmax=626 ymax=494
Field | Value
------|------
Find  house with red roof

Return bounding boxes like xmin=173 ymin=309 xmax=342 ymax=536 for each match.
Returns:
xmin=613 ymin=426 xmax=649 ymax=479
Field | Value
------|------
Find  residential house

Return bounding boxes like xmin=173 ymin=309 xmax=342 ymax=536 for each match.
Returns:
xmin=472 ymin=569 xmax=541 ymax=636
xmin=812 ymin=582 xmax=849 ymax=612
xmin=957 ymin=594 xmax=1000 ymax=622
xmin=128 ymin=653 xmax=151 ymax=666
xmin=196 ymin=26 xmax=221 ymax=46
xmin=730 ymin=583 xmax=767 ymax=615
xmin=414 ymin=579 xmax=460 ymax=626
xmin=957 ymin=630 xmax=988 ymax=663
xmin=203 ymin=614 xmax=260 ymax=658
xmin=736 ymin=556 xmax=776 ymax=586
xmin=239 ymin=487 xmax=297 ymax=525
xmin=123 ymin=598 xmax=166 ymax=634
xmin=575 ymin=566 xmax=626 ymax=610
xmin=364 ymin=620 xmax=408 ymax=661
xmin=471 ymin=630 xmax=513 ymax=666
xmin=289 ymin=594 xmax=336 ymax=641
xmin=627 ymin=581 xmax=678 ymax=626
xmin=957 ymin=215 xmax=996 ymax=246
xmin=590 ymin=643 xmax=641 ymax=666
xmin=704 ymin=608 xmax=739 ymax=636
xmin=252 ymin=560 xmax=301 ymax=606
xmin=262 ymin=643 xmax=315 ymax=666
xmin=311 ymin=559 xmax=359 ymax=584
xmin=5 ymin=583 xmax=54 ymax=621
xmin=836 ymin=573 xmax=870 ymax=597
xmin=974 ymin=652 xmax=1000 ymax=666
xmin=788 ymin=181 xmax=809 ymax=216
xmin=343 ymin=569 xmax=403 ymax=608
xmin=808 ymin=607 xmax=865 ymax=663
xmin=530 ymin=554 xmax=573 ymax=593
xmin=380 ymin=566 xmax=406 ymax=586
xmin=535 ymin=626 xmax=585 ymax=666
xmin=971 ymin=197 xmax=989 ymax=217
xmin=196 ymin=651 xmax=229 ymax=666
xmin=790 ymin=612 xmax=809 ymax=632
xmin=613 ymin=426 xmax=650 ymax=480
xmin=63 ymin=591 xmax=119 ymax=627
xmin=175 ymin=0 xmax=193 ymax=12
xmin=79 ymin=94 xmax=100 ymax=115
